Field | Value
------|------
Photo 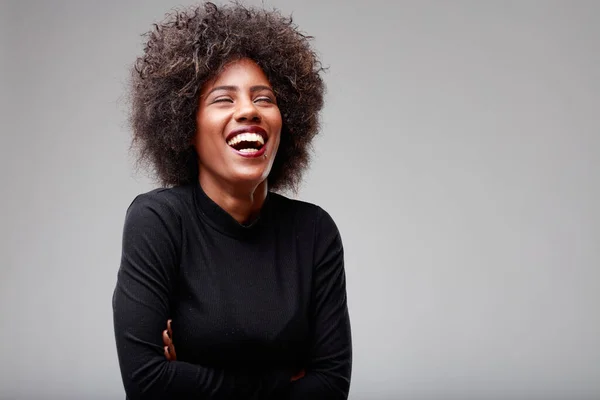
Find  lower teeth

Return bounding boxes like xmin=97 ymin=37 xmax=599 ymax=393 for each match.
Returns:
xmin=238 ymin=148 xmax=259 ymax=153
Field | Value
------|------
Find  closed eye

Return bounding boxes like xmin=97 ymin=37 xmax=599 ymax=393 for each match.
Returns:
xmin=255 ymin=97 xmax=275 ymax=104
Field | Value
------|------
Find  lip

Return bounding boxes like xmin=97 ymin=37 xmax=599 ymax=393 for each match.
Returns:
xmin=225 ymin=125 xmax=268 ymax=144
xmin=232 ymin=146 xmax=267 ymax=158
xmin=225 ymin=125 xmax=268 ymax=159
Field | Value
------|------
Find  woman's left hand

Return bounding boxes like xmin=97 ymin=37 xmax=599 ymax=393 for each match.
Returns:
xmin=291 ymin=369 xmax=305 ymax=382
xmin=162 ymin=319 xmax=177 ymax=361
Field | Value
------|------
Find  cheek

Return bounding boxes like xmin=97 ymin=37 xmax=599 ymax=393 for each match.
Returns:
xmin=270 ymin=122 xmax=282 ymax=151
xmin=196 ymin=114 xmax=227 ymax=145
xmin=269 ymin=111 xmax=283 ymax=139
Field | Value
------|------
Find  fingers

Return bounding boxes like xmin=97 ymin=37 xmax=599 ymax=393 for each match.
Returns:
xmin=162 ymin=329 xmax=173 ymax=360
xmin=290 ymin=369 xmax=306 ymax=382
xmin=168 ymin=341 xmax=177 ymax=360
xmin=162 ymin=329 xmax=171 ymax=346
xmin=163 ymin=320 xmax=177 ymax=361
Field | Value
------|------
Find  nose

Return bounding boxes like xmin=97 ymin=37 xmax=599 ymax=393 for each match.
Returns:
xmin=234 ymin=97 xmax=261 ymax=123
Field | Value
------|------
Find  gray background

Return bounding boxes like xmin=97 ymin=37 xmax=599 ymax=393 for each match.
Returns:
xmin=1 ymin=0 xmax=599 ymax=399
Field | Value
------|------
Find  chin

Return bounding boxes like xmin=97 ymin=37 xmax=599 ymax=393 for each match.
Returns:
xmin=229 ymin=166 xmax=270 ymax=187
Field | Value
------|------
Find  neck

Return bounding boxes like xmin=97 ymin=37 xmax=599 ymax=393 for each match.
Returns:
xmin=198 ymin=171 xmax=268 ymax=225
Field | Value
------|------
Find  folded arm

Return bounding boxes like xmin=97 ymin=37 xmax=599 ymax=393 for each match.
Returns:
xmin=112 ymin=194 xmax=291 ymax=400
xmin=284 ymin=208 xmax=353 ymax=399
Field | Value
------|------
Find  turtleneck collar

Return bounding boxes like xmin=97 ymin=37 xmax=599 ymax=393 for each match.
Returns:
xmin=192 ymin=180 xmax=272 ymax=238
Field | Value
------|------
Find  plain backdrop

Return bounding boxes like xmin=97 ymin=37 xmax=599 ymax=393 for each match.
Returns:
xmin=1 ymin=0 xmax=599 ymax=399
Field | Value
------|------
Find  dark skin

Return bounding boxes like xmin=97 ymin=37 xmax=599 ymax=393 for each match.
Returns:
xmin=161 ymin=58 xmax=305 ymax=382
xmin=194 ymin=58 xmax=281 ymax=224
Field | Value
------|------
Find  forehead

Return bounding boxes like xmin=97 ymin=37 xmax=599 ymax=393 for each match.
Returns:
xmin=204 ymin=58 xmax=271 ymax=90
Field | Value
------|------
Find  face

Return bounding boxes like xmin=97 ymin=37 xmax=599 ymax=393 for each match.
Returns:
xmin=194 ymin=58 xmax=282 ymax=190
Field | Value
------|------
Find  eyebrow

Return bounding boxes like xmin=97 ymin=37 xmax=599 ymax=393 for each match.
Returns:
xmin=205 ymin=85 xmax=274 ymax=96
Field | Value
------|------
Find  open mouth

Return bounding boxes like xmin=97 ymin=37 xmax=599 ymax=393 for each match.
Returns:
xmin=226 ymin=132 xmax=266 ymax=154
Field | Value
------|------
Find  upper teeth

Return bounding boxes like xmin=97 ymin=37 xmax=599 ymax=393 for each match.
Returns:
xmin=227 ymin=132 xmax=265 ymax=146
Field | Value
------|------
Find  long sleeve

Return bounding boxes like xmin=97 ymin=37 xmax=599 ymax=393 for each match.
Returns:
xmin=285 ymin=208 xmax=353 ymax=399
xmin=111 ymin=194 xmax=291 ymax=400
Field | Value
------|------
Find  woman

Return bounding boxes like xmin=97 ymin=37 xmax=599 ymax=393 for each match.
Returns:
xmin=112 ymin=2 xmax=352 ymax=399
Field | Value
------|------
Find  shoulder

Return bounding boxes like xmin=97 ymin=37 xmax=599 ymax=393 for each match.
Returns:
xmin=128 ymin=184 xmax=194 ymax=212
xmin=270 ymin=194 xmax=345 ymax=270
xmin=269 ymin=192 xmax=341 ymax=239
xmin=124 ymin=184 xmax=195 ymax=228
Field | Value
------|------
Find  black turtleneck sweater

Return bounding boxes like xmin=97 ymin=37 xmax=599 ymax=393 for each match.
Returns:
xmin=111 ymin=182 xmax=352 ymax=399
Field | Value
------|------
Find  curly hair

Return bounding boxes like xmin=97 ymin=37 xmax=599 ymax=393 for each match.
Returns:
xmin=127 ymin=1 xmax=326 ymax=192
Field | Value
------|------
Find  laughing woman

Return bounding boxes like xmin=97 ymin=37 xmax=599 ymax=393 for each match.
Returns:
xmin=112 ymin=2 xmax=352 ymax=399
